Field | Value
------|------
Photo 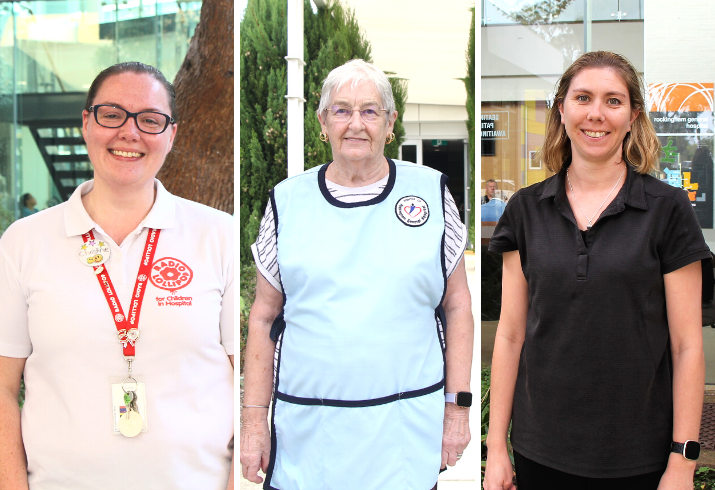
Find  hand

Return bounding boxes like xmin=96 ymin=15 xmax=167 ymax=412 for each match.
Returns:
xmin=482 ymin=446 xmax=515 ymax=490
xmin=657 ymin=453 xmax=696 ymax=490
xmin=240 ymin=416 xmax=271 ymax=484
xmin=441 ymin=404 xmax=470 ymax=469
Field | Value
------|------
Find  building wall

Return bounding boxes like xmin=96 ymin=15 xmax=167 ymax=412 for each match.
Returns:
xmin=645 ymin=0 xmax=715 ymax=246
xmin=342 ymin=0 xmax=472 ymax=107
xmin=645 ymin=0 xmax=715 ymax=82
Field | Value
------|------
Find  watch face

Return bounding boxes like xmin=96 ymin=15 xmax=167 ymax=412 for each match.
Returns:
xmin=456 ymin=392 xmax=473 ymax=407
xmin=684 ymin=441 xmax=701 ymax=460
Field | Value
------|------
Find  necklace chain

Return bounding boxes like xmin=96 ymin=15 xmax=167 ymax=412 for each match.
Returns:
xmin=566 ymin=166 xmax=625 ymax=230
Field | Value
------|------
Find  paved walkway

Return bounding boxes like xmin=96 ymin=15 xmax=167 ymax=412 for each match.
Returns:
xmin=240 ymin=251 xmax=478 ymax=489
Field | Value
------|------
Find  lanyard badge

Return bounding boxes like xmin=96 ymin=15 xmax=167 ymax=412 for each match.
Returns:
xmin=81 ymin=228 xmax=160 ymax=437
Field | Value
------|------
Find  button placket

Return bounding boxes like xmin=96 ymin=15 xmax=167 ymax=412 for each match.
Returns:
xmin=575 ymin=226 xmax=589 ymax=280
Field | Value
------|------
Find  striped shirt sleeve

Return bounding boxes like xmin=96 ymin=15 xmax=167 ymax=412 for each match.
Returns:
xmin=251 ymin=182 xmax=468 ymax=292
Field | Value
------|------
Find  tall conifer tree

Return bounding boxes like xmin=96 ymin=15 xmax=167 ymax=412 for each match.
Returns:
xmin=240 ymin=0 xmax=407 ymax=267
xmin=464 ymin=6 xmax=475 ymax=247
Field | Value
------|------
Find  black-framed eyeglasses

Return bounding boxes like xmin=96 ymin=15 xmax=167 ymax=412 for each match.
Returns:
xmin=88 ymin=104 xmax=175 ymax=134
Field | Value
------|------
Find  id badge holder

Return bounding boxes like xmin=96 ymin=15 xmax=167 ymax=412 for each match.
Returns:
xmin=110 ymin=375 xmax=148 ymax=436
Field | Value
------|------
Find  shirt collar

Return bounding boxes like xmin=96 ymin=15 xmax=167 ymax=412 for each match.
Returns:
xmin=64 ymin=179 xmax=176 ymax=237
xmin=540 ymin=161 xmax=649 ymax=211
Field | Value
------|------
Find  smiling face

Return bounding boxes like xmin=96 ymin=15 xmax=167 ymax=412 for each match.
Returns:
xmin=558 ymin=67 xmax=639 ymax=166
xmin=82 ymin=72 xmax=177 ymax=191
xmin=318 ymin=80 xmax=397 ymax=167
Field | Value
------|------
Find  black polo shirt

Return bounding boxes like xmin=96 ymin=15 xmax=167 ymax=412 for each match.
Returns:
xmin=489 ymin=164 xmax=711 ymax=478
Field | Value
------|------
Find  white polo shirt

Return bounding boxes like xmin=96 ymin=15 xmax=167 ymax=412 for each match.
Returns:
xmin=0 ymin=180 xmax=234 ymax=490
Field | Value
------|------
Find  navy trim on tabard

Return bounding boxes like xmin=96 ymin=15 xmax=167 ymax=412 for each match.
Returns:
xmin=264 ymin=331 xmax=284 ymax=489
xmin=269 ymin=310 xmax=286 ymax=342
xmin=275 ymin=378 xmax=445 ymax=407
xmin=318 ymin=157 xmax=397 ymax=208
xmin=435 ymin=305 xmax=447 ymax=355
xmin=437 ymin=173 xmax=450 ymax=367
xmin=265 ymin=188 xmax=285 ymax=489
xmin=269 ymin=188 xmax=279 ymax=234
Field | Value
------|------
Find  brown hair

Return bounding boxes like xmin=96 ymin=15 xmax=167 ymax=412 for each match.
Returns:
xmin=84 ymin=62 xmax=177 ymax=121
xmin=539 ymin=51 xmax=660 ymax=174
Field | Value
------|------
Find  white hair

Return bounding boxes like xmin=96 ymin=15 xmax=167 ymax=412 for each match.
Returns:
xmin=316 ymin=59 xmax=396 ymax=120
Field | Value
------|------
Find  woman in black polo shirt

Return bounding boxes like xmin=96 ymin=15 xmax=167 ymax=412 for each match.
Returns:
xmin=484 ymin=51 xmax=710 ymax=490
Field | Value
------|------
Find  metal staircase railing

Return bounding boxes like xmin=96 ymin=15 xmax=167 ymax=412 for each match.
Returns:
xmin=28 ymin=121 xmax=92 ymax=201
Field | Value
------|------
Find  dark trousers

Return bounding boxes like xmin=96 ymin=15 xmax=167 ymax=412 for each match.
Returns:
xmin=513 ymin=450 xmax=665 ymax=490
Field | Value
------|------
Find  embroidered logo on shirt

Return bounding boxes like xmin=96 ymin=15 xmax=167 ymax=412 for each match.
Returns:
xmin=150 ymin=257 xmax=193 ymax=293
xmin=395 ymin=196 xmax=430 ymax=227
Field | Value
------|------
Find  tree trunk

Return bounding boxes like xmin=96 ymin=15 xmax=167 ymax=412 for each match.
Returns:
xmin=157 ymin=0 xmax=234 ymax=215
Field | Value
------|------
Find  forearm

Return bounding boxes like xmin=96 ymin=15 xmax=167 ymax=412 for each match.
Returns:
xmin=667 ymin=345 xmax=704 ymax=475
xmin=486 ymin=331 xmax=523 ymax=451
xmin=661 ymin=261 xmax=704 ymax=482
xmin=241 ymin=317 xmax=276 ymax=424
xmin=0 ymin=388 xmax=27 ymax=490
xmin=444 ymin=302 xmax=474 ymax=393
xmin=672 ymin=345 xmax=704 ymax=443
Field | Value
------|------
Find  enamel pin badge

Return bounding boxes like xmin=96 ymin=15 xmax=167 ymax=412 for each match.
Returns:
xmin=79 ymin=239 xmax=111 ymax=267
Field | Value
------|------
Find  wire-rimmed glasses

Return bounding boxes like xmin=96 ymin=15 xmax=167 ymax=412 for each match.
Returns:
xmin=327 ymin=105 xmax=386 ymax=122
xmin=89 ymin=105 xmax=175 ymax=134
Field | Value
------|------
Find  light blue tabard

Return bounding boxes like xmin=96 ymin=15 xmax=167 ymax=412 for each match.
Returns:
xmin=265 ymin=159 xmax=448 ymax=490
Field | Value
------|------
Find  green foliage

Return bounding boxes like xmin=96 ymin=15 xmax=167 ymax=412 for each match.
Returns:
xmin=303 ymin=0 xmax=372 ymax=170
xmin=384 ymin=75 xmax=407 ymax=160
xmin=18 ymin=377 xmax=24 ymax=408
xmin=463 ymin=5 xmax=476 ymax=250
xmin=240 ymin=0 xmax=409 ymax=268
xmin=481 ymin=365 xmax=490 ymax=481
xmin=239 ymin=264 xmax=258 ymax=372
xmin=240 ymin=0 xmax=289 ymax=267
xmin=696 ymin=467 xmax=715 ymax=489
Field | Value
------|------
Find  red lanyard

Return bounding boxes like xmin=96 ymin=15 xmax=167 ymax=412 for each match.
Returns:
xmin=82 ymin=228 xmax=160 ymax=358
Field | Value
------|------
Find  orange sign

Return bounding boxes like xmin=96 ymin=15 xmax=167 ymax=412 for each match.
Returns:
xmin=649 ymin=83 xmax=714 ymax=112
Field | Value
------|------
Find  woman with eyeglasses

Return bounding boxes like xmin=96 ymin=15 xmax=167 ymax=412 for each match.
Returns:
xmin=0 ymin=62 xmax=234 ymax=489
xmin=241 ymin=59 xmax=474 ymax=490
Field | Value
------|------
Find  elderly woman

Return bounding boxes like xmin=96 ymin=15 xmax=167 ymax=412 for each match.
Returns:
xmin=484 ymin=51 xmax=708 ymax=490
xmin=241 ymin=59 xmax=474 ymax=490
xmin=0 ymin=62 xmax=234 ymax=489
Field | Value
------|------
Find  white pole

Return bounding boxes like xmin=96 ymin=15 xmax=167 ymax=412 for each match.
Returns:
xmin=583 ymin=0 xmax=592 ymax=53
xmin=285 ymin=0 xmax=306 ymax=177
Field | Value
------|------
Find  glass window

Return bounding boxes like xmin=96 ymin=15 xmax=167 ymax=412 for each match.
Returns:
xmin=0 ymin=0 xmax=201 ymax=235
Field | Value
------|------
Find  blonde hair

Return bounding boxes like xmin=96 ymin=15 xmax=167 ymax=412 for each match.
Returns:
xmin=539 ymin=51 xmax=660 ymax=174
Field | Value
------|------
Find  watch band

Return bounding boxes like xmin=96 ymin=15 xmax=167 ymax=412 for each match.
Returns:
xmin=445 ymin=391 xmax=473 ymax=407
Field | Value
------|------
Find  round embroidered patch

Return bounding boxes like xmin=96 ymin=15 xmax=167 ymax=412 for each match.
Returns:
xmin=395 ymin=196 xmax=430 ymax=227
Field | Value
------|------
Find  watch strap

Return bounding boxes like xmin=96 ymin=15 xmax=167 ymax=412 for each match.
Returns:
xmin=445 ymin=391 xmax=473 ymax=407
xmin=671 ymin=441 xmax=685 ymax=453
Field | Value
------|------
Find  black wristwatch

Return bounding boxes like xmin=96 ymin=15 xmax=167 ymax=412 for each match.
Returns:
xmin=445 ymin=392 xmax=472 ymax=408
xmin=671 ymin=440 xmax=700 ymax=461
